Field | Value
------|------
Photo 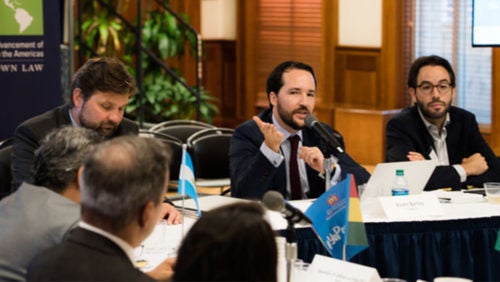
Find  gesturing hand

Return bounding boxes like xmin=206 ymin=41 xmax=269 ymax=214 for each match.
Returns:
xmin=253 ymin=116 xmax=284 ymax=153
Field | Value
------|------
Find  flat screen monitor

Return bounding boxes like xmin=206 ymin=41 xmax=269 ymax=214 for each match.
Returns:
xmin=472 ymin=0 xmax=500 ymax=47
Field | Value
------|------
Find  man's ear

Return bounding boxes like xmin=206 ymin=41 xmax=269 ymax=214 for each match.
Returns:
xmin=72 ymin=88 xmax=84 ymax=108
xmin=269 ymin=91 xmax=278 ymax=107
xmin=76 ymin=166 xmax=84 ymax=191
xmin=409 ymin=87 xmax=417 ymax=105
xmin=139 ymin=201 xmax=156 ymax=228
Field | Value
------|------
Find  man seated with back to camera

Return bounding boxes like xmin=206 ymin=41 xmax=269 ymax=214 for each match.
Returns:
xmin=229 ymin=60 xmax=370 ymax=200
xmin=27 ymin=135 xmax=177 ymax=281
xmin=0 ymin=127 xmax=180 ymax=282
xmin=385 ymin=55 xmax=500 ymax=190
xmin=173 ymin=202 xmax=278 ymax=282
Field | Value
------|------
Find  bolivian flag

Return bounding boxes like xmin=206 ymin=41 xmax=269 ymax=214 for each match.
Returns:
xmin=305 ymin=174 xmax=368 ymax=260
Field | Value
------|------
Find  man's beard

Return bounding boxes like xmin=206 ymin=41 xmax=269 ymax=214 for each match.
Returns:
xmin=416 ymin=98 xmax=451 ymax=121
xmin=79 ymin=106 xmax=118 ymax=137
xmin=277 ymin=104 xmax=309 ymax=130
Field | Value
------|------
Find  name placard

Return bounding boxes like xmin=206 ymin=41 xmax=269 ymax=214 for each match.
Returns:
xmin=308 ymin=254 xmax=381 ymax=282
xmin=378 ymin=194 xmax=444 ymax=219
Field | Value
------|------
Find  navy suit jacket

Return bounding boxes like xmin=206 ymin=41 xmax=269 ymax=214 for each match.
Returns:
xmin=229 ymin=109 xmax=370 ymax=200
xmin=386 ymin=105 xmax=500 ymax=190
xmin=12 ymin=104 xmax=138 ymax=189
xmin=27 ymin=227 xmax=153 ymax=281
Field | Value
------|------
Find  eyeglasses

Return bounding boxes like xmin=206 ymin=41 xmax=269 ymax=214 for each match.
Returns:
xmin=415 ymin=82 xmax=452 ymax=96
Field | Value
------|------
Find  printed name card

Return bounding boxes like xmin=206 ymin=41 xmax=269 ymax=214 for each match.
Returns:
xmin=378 ymin=193 xmax=444 ymax=219
xmin=308 ymin=254 xmax=381 ymax=282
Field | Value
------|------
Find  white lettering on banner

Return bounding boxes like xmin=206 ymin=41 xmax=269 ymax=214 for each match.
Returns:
xmin=0 ymin=64 xmax=18 ymax=72
xmin=0 ymin=40 xmax=45 ymax=73
xmin=326 ymin=225 xmax=345 ymax=249
xmin=22 ymin=64 xmax=43 ymax=72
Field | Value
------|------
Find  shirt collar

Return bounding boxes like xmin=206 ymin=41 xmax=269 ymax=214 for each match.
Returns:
xmin=417 ymin=106 xmax=450 ymax=132
xmin=78 ymin=221 xmax=136 ymax=264
xmin=68 ymin=109 xmax=79 ymax=127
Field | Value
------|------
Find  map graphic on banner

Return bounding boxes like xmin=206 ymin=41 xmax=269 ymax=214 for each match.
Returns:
xmin=0 ymin=0 xmax=60 ymax=140
xmin=0 ymin=0 xmax=44 ymax=35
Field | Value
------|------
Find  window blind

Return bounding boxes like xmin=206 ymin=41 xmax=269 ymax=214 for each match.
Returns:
xmin=414 ymin=0 xmax=492 ymax=124
xmin=256 ymin=0 xmax=322 ymax=96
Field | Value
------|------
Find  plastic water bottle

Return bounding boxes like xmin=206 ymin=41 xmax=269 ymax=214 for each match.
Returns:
xmin=391 ymin=169 xmax=409 ymax=196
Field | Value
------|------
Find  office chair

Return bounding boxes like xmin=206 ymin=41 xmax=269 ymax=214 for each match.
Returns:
xmin=149 ymin=120 xmax=216 ymax=143
xmin=138 ymin=130 xmax=183 ymax=188
xmin=187 ymin=128 xmax=234 ymax=195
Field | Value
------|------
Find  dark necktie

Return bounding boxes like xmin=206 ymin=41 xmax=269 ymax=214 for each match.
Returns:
xmin=289 ymin=135 xmax=302 ymax=200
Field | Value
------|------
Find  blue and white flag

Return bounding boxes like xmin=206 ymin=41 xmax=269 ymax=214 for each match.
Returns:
xmin=178 ymin=144 xmax=201 ymax=216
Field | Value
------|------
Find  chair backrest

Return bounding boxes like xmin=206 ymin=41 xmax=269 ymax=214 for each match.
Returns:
xmin=139 ymin=130 xmax=183 ymax=181
xmin=187 ymin=128 xmax=234 ymax=180
xmin=0 ymin=145 xmax=13 ymax=199
xmin=0 ymin=137 xmax=12 ymax=149
xmin=149 ymin=120 xmax=215 ymax=143
xmin=150 ymin=119 xmax=214 ymax=131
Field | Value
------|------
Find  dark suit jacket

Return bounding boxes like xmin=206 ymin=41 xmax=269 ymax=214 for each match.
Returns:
xmin=12 ymin=104 xmax=138 ymax=189
xmin=386 ymin=105 xmax=500 ymax=190
xmin=27 ymin=227 xmax=153 ymax=281
xmin=229 ymin=109 xmax=370 ymax=200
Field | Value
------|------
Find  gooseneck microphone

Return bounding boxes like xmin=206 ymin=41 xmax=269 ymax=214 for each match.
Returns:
xmin=304 ymin=114 xmax=344 ymax=156
xmin=262 ymin=191 xmax=312 ymax=225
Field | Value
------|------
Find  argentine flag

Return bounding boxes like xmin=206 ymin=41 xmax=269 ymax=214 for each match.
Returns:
xmin=178 ymin=144 xmax=201 ymax=216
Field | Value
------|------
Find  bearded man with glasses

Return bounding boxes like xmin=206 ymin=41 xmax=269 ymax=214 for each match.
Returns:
xmin=385 ymin=55 xmax=500 ymax=190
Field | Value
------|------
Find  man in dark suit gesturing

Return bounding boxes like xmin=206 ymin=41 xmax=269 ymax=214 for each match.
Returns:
xmin=27 ymin=135 xmax=175 ymax=281
xmin=386 ymin=55 xmax=500 ymax=190
xmin=12 ymin=57 xmax=138 ymax=189
xmin=230 ymin=61 xmax=370 ymax=200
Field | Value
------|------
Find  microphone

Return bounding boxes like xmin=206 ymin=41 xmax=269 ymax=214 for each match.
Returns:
xmin=304 ymin=114 xmax=344 ymax=156
xmin=262 ymin=191 xmax=312 ymax=225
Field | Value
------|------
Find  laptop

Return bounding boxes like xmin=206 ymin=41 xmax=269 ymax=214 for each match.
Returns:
xmin=363 ymin=160 xmax=437 ymax=197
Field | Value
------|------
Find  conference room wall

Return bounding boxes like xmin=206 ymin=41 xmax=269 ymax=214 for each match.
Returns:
xmin=70 ymin=0 xmax=500 ymax=164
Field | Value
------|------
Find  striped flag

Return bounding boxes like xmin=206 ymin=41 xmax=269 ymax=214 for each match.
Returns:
xmin=178 ymin=144 xmax=201 ymax=216
xmin=305 ymin=174 xmax=368 ymax=260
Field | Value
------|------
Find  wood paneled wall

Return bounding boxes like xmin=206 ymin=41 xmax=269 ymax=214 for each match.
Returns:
xmin=335 ymin=108 xmax=400 ymax=164
xmin=163 ymin=0 xmax=500 ymax=159
xmin=203 ymin=40 xmax=238 ymax=128
xmin=334 ymin=48 xmax=381 ymax=109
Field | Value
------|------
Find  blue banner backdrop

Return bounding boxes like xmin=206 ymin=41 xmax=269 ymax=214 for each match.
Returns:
xmin=0 ymin=0 xmax=62 ymax=140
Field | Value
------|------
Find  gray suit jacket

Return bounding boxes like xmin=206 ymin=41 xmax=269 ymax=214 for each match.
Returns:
xmin=27 ymin=227 xmax=153 ymax=281
xmin=0 ymin=183 xmax=79 ymax=281
xmin=12 ymin=104 xmax=138 ymax=189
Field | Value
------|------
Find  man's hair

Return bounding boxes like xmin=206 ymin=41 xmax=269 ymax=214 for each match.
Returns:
xmin=80 ymin=135 xmax=171 ymax=231
xmin=33 ymin=127 xmax=103 ymax=193
xmin=173 ymin=202 xmax=277 ymax=281
xmin=67 ymin=57 xmax=136 ymax=107
xmin=407 ymin=55 xmax=456 ymax=88
xmin=266 ymin=60 xmax=316 ymax=108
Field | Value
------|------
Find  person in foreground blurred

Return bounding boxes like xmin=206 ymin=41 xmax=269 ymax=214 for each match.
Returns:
xmin=385 ymin=55 xmax=500 ymax=190
xmin=0 ymin=127 xmax=102 ymax=281
xmin=230 ymin=60 xmax=370 ymax=200
xmin=12 ymin=56 xmax=138 ymax=190
xmin=27 ymin=136 xmax=175 ymax=281
xmin=173 ymin=202 xmax=278 ymax=282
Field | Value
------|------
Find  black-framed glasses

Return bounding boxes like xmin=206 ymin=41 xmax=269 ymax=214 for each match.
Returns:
xmin=415 ymin=82 xmax=452 ymax=95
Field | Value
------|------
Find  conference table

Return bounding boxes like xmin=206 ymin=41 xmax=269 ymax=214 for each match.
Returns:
xmin=281 ymin=194 xmax=500 ymax=282
xmin=140 ymin=194 xmax=500 ymax=282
